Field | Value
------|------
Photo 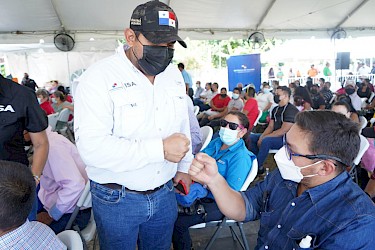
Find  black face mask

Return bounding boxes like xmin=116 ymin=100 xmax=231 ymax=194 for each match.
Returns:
xmin=310 ymin=89 xmax=318 ymax=94
xmin=220 ymin=94 xmax=227 ymax=98
xmin=133 ymin=45 xmax=174 ymax=76
xmin=274 ymin=95 xmax=280 ymax=104
xmin=345 ymin=88 xmax=355 ymax=95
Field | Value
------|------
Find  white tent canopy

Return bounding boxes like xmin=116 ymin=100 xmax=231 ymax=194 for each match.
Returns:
xmin=1 ymin=0 xmax=375 ymax=48
xmin=1 ymin=0 xmax=375 ymax=87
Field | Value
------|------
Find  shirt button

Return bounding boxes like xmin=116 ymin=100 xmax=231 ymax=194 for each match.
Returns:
xmin=265 ymin=246 xmax=269 ymax=249
xmin=277 ymin=224 xmax=281 ymax=229
xmin=291 ymin=202 xmax=296 ymax=206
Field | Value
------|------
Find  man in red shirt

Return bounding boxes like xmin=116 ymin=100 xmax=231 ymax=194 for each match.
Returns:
xmin=198 ymin=87 xmax=231 ymax=126
xmin=36 ymin=89 xmax=55 ymax=115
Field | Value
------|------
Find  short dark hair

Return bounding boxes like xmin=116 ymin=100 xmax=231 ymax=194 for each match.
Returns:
xmin=325 ymin=81 xmax=331 ymax=87
xmin=212 ymin=82 xmax=219 ymax=89
xmin=295 ymin=111 xmax=360 ymax=171
xmin=57 ymin=86 xmax=66 ymax=95
xmin=319 ymin=78 xmax=325 ymax=83
xmin=0 ymin=160 xmax=35 ymax=230
xmin=332 ymin=101 xmax=351 ymax=113
xmin=177 ymin=63 xmax=184 ymax=69
xmin=262 ymin=82 xmax=270 ymax=87
xmin=220 ymin=87 xmax=227 ymax=92
xmin=277 ymin=86 xmax=291 ymax=98
xmin=233 ymin=87 xmax=241 ymax=93
xmin=246 ymin=87 xmax=256 ymax=98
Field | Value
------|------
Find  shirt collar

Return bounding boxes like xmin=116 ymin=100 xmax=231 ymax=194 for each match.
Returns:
xmin=306 ymin=171 xmax=350 ymax=204
xmin=0 ymin=220 xmax=30 ymax=240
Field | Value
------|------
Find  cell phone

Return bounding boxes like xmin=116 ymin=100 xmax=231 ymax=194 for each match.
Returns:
xmin=175 ymin=181 xmax=188 ymax=195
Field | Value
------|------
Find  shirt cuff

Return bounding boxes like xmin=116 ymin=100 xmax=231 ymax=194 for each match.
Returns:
xmin=143 ymin=138 xmax=164 ymax=163
xmin=240 ymin=191 xmax=253 ymax=222
xmin=49 ymin=204 xmax=64 ymax=221
xmin=177 ymin=161 xmax=191 ymax=173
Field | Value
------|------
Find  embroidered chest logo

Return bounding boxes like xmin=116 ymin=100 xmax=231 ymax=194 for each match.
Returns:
xmin=0 ymin=105 xmax=15 ymax=112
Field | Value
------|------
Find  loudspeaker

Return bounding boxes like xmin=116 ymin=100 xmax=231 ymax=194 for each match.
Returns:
xmin=335 ymin=52 xmax=350 ymax=70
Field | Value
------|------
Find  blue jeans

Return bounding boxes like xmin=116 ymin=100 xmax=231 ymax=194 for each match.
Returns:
xmin=90 ymin=180 xmax=178 ymax=250
xmin=172 ymin=199 xmax=223 ymax=250
xmin=249 ymin=133 xmax=283 ymax=168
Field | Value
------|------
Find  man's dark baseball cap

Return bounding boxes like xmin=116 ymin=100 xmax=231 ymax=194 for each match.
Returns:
xmin=130 ymin=1 xmax=187 ymax=48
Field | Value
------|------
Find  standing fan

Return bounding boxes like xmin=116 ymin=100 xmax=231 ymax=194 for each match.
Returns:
xmin=248 ymin=32 xmax=265 ymax=49
xmin=54 ymin=33 xmax=75 ymax=51
xmin=331 ymin=29 xmax=347 ymax=41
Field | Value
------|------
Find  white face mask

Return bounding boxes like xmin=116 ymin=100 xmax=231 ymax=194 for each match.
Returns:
xmin=51 ymin=98 xmax=57 ymax=103
xmin=37 ymin=98 xmax=42 ymax=104
xmin=263 ymin=88 xmax=271 ymax=94
xmin=232 ymin=93 xmax=240 ymax=100
xmin=274 ymin=146 xmax=321 ymax=183
xmin=219 ymin=127 xmax=239 ymax=146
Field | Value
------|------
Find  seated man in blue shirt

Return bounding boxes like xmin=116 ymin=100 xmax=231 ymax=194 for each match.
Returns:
xmin=189 ymin=110 xmax=375 ymax=250
xmin=172 ymin=111 xmax=256 ymax=250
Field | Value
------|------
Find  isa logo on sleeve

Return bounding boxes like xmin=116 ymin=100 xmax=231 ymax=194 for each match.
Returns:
xmin=158 ymin=11 xmax=176 ymax=27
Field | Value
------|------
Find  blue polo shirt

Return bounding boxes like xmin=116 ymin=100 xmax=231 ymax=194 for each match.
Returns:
xmin=202 ymin=138 xmax=255 ymax=191
xmin=242 ymin=169 xmax=375 ymax=249
xmin=181 ymin=69 xmax=193 ymax=88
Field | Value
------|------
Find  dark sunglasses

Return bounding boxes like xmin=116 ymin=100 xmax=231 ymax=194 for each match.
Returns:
xmin=220 ymin=120 xmax=244 ymax=130
xmin=283 ymin=134 xmax=346 ymax=166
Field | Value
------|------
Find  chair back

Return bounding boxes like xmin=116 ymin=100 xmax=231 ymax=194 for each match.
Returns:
xmin=57 ymin=230 xmax=84 ymax=250
xmin=240 ymin=158 xmax=258 ymax=191
xmin=252 ymin=108 xmax=263 ymax=127
xmin=48 ymin=113 xmax=59 ymax=131
xmin=194 ymin=105 xmax=200 ymax=116
xmin=359 ymin=116 xmax=368 ymax=129
xmin=353 ymin=135 xmax=370 ymax=166
xmin=329 ymin=94 xmax=336 ymax=104
xmin=200 ymin=126 xmax=213 ymax=151
xmin=58 ymin=108 xmax=70 ymax=123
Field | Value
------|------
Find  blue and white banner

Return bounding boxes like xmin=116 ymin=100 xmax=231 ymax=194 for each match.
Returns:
xmin=227 ymin=54 xmax=261 ymax=92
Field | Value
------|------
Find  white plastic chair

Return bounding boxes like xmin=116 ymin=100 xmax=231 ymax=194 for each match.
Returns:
xmin=359 ymin=116 xmax=368 ymax=129
xmin=48 ymin=113 xmax=59 ymax=131
xmin=200 ymin=126 xmax=213 ymax=151
xmin=57 ymin=230 xmax=84 ymax=250
xmin=252 ymin=108 xmax=263 ymax=127
xmin=194 ymin=105 xmax=200 ymax=116
xmin=190 ymin=159 xmax=258 ymax=250
xmin=369 ymin=92 xmax=375 ymax=103
xmin=329 ymin=93 xmax=336 ymax=105
xmin=65 ymin=181 xmax=96 ymax=246
xmin=55 ymin=108 xmax=71 ymax=131
xmin=370 ymin=117 xmax=375 ymax=127
xmin=349 ymin=135 xmax=369 ymax=183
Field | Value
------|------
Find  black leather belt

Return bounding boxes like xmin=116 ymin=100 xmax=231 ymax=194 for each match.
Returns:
xmin=101 ymin=183 xmax=165 ymax=195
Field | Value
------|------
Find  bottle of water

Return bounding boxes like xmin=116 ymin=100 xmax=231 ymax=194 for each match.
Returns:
xmin=299 ymin=235 xmax=312 ymax=249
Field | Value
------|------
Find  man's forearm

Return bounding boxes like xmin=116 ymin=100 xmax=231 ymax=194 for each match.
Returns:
xmin=208 ymin=174 xmax=246 ymax=221
xmin=32 ymin=142 xmax=49 ymax=176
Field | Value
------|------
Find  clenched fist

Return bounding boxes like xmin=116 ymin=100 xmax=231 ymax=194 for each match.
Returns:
xmin=163 ymin=133 xmax=190 ymax=163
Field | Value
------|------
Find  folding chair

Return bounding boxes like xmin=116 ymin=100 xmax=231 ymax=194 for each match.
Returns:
xmin=48 ymin=113 xmax=59 ymax=131
xmin=55 ymin=108 xmax=71 ymax=132
xmin=200 ymin=126 xmax=213 ymax=151
xmin=65 ymin=181 xmax=96 ymax=249
xmin=252 ymin=108 xmax=263 ymax=128
xmin=359 ymin=116 xmax=368 ymax=129
xmin=349 ymin=135 xmax=369 ymax=183
xmin=190 ymin=159 xmax=258 ymax=250
xmin=57 ymin=230 xmax=84 ymax=250
xmin=194 ymin=105 xmax=200 ymax=116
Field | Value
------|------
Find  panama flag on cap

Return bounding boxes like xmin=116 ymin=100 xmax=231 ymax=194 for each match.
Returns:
xmin=158 ymin=11 xmax=176 ymax=28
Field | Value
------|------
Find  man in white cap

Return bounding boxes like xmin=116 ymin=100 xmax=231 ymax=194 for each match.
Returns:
xmin=344 ymin=79 xmax=361 ymax=111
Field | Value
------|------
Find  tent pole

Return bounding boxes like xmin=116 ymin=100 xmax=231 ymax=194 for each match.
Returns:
xmin=335 ymin=0 xmax=369 ymax=29
xmin=255 ymin=0 xmax=277 ymax=30
xmin=50 ymin=0 xmax=64 ymax=29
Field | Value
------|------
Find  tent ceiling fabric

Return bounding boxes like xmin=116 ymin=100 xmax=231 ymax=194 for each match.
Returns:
xmin=1 ymin=0 xmax=375 ymax=46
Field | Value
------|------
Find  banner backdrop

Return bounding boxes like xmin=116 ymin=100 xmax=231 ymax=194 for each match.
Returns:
xmin=227 ymin=54 xmax=261 ymax=91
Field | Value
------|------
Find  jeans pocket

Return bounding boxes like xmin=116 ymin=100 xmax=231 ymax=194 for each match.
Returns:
xmin=165 ymin=180 xmax=174 ymax=192
xmin=90 ymin=182 xmax=121 ymax=205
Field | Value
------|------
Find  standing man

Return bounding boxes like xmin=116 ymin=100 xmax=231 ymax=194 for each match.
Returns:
xmin=189 ymin=111 xmax=375 ymax=249
xmin=178 ymin=62 xmax=193 ymax=100
xmin=0 ymin=74 xmax=49 ymax=219
xmin=74 ymin=1 xmax=193 ymax=249
xmin=323 ymin=62 xmax=332 ymax=77
xmin=22 ymin=73 xmax=39 ymax=91
xmin=307 ymin=64 xmax=319 ymax=78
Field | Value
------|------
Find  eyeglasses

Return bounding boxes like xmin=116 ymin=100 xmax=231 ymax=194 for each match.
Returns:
xmin=220 ymin=120 xmax=244 ymax=130
xmin=283 ymin=135 xmax=346 ymax=166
